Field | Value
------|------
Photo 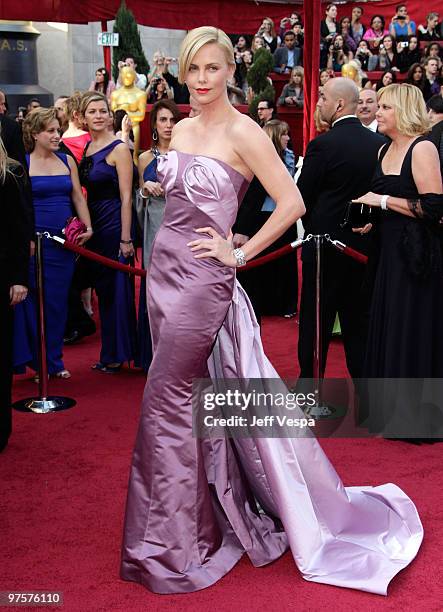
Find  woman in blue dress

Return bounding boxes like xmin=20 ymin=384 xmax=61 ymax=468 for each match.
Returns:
xmin=13 ymin=107 xmax=92 ymax=378
xmin=135 ymin=100 xmax=180 ymax=371
xmin=78 ymin=92 xmax=136 ymax=373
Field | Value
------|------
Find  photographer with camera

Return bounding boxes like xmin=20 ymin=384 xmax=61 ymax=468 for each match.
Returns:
xmin=256 ymin=17 xmax=279 ymax=53
xmin=147 ymin=52 xmax=189 ymax=104
xmin=378 ymin=35 xmax=400 ymax=72
xmin=278 ymin=13 xmax=303 ymax=40
xmin=389 ymin=4 xmax=416 ymax=41
xmin=146 ymin=75 xmax=174 ymax=104
xmin=355 ymin=40 xmax=378 ymax=72
xmin=326 ymin=34 xmax=354 ymax=72
xmin=396 ymin=35 xmax=421 ymax=72
xmin=117 ymin=57 xmax=147 ymax=89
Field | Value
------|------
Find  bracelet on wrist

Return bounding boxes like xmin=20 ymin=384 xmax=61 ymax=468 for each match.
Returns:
xmin=380 ymin=195 xmax=389 ymax=211
xmin=86 ymin=226 xmax=93 ymax=231
xmin=120 ymin=239 xmax=133 ymax=244
xmin=232 ymin=248 xmax=247 ymax=267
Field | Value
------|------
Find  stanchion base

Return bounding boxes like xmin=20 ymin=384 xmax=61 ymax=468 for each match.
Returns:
xmin=304 ymin=403 xmax=347 ymax=420
xmin=13 ymin=397 xmax=76 ymax=413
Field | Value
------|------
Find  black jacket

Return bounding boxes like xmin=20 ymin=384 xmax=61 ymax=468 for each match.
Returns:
xmin=0 ymin=115 xmax=34 ymax=239
xmin=297 ymin=116 xmax=386 ymax=260
xmin=0 ymin=165 xmax=30 ymax=287
xmin=233 ymin=177 xmax=267 ymax=238
xmin=428 ymin=119 xmax=443 ymax=179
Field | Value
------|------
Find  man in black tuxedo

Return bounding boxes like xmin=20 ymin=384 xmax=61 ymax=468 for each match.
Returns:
xmin=297 ymin=77 xmax=385 ymax=379
xmin=427 ymin=94 xmax=443 ymax=178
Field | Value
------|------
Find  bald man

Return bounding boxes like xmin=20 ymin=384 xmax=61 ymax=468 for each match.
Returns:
xmin=297 ymin=78 xmax=385 ymax=380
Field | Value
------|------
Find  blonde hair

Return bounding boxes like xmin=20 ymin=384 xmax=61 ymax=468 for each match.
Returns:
xmin=378 ymin=83 xmax=430 ymax=136
xmin=262 ymin=17 xmax=277 ymax=38
xmin=79 ymin=91 xmax=110 ymax=117
xmin=178 ymin=26 xmax=235 ymax=84
xmin=22 ymin=107 xmax=58 ymax=153
xmin=290 ymin=66 xmax=304 ymax=86
xmin=0 ymin=128 xmax=19 ymax=184
xmin=65 ymin=91 xmax=84 ymax=122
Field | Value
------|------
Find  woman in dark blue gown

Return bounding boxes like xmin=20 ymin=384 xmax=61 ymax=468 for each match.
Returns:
xmin=13 ymin=107 xmax=92 ymax=378
xmin=78 ymin=92 xmax=136 ymax=373
xmin=136 ymin=100 xmax=180 ymax=371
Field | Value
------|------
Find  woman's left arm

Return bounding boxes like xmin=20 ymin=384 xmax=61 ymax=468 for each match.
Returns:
xmin=188 ymin=116 xmax=305 ymax=266
xmin=68 ymin=157 xmax=93 ymax=245
xmin=110 ymin=143 xmax=134 ymax=258
xmin=353 ymin=140 xmax=443 ymax=215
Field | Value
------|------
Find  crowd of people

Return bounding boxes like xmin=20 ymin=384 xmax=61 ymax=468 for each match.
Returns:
xmin=1 ymin=21 xmax=442 ymax=605
xmin=0 ymin=8 xmax=442 ymax=453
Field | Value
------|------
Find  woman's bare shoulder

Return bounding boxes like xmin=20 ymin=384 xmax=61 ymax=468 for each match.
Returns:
xmin=138 ymin=149 xmax=154 ymax=164
xmin=229 ymin=111 xmax=263 ymax=138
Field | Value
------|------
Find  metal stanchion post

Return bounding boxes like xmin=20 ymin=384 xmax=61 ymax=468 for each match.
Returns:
xmin=13 ymin=233 xmax=76 ymax=414
xmin=308 ymin=234 xmax=333 ymax=418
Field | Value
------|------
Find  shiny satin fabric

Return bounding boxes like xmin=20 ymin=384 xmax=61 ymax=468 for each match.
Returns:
xmin=121 ymin=150 xmax=423 ymax=595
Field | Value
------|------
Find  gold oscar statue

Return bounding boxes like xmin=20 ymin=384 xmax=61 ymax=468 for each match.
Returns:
xmin=110 ymin=66 xmax=147 ymax=161
xmin=341 ymin=61 xmax=362 ymax=87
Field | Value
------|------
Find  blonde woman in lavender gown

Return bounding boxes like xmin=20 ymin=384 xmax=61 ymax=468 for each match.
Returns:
xmin=121 ymin=26 xmax=423 ymax=596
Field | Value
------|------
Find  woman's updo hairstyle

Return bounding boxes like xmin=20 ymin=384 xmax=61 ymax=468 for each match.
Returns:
xmin=178 ymin=26 xmax=235 ymax=84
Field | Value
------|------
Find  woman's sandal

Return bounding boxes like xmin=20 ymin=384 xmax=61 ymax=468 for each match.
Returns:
xmin=91 ymin=362 xmax=122 ymax=374
xmin=33 ymin=370 xmax=70 ymax=382
xmin=54 ymin=369 xmax=71 ymax=379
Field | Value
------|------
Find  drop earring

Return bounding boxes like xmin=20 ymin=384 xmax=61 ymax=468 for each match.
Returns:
xmin=152 ymin=128 xmax=158 ymax=142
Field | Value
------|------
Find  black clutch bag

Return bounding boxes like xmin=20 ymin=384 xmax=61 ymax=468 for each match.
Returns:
xmin=341 ymin=201 xmax=372 ymax=229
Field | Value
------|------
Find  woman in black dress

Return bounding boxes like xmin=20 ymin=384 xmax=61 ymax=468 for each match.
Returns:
xmin=0 ymin=136 xmax=30 ymax=451
xmin=353 ymin=84 xmax=443 ymax=440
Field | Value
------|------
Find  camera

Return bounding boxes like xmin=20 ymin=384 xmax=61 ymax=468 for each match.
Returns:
xmin=400 ymin=41 xmax=409 ymax=48
xmin=379 ymin=44 xmax=384 ymax=50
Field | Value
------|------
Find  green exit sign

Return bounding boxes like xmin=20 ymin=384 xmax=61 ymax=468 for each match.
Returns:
xmin=97 ymin=32 xmax=119 ymax=47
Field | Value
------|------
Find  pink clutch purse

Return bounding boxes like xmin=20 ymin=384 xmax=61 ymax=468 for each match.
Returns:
xmin=63 ymin=216 xmax=87 ymax=243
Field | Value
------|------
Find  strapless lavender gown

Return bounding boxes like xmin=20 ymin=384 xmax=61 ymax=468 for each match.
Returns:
xmin=121 ymin=150 xmax=423 ymax=596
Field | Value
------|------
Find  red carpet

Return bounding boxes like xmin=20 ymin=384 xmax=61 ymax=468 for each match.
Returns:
xmin=2 ymin=315 xmax=442 ymax=612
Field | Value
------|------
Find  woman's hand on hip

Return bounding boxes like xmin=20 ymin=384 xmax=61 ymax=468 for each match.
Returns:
xmin=187 ymin=227 xmax=237 ymax=267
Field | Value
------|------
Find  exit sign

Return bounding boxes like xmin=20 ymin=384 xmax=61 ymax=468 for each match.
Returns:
xmin=97 ymin=32 xmax=119 ymax=47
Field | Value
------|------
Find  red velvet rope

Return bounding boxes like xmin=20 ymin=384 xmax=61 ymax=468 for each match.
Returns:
xmin=242 ymin=240 xmax=303 ymax=270
xmin=52 ymin=236 xmax=304 ymax=276
xmin=53 ymin=235 xmax=368 ymax=273
xmin=57 ymin=238 xmax=147 ymax=277
xmin=330 ymin=241 xmax=368 ymax=265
